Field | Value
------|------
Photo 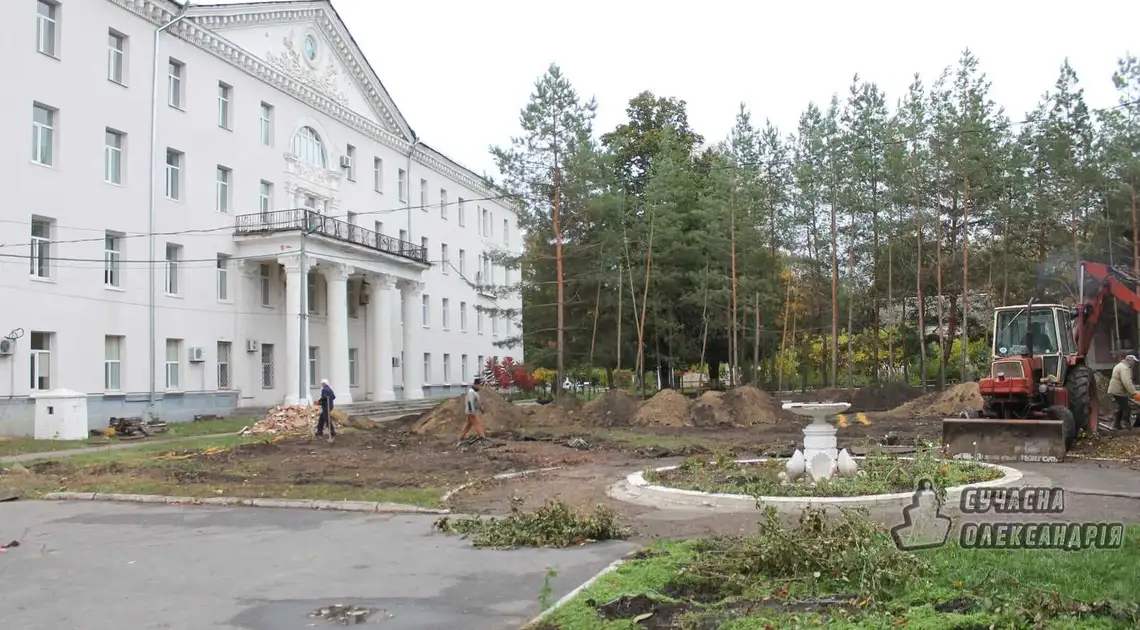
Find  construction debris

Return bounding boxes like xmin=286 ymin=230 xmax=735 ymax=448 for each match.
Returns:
xmin=309 ymin=604 xmax=371 ymax=625
xmin=241 ymin=405 xmax=319 ymax=436
xmin=97 ymin=416 xmax=168 ymax=440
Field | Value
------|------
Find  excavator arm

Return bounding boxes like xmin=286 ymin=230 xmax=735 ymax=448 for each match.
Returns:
xmin=1076 ymin=261 xmax=1140 ymax=358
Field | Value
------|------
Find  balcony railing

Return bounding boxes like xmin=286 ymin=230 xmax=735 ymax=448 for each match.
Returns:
xmin=235 ymin=209 xmax=429 ymax=264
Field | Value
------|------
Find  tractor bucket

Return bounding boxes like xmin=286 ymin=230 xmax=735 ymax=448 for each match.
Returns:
xmin=941 ymin=418 xmax=1066 ymax=463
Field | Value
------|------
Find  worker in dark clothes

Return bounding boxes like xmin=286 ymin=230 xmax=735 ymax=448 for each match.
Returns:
xmin=316 ymin=378 xmax=336 ymax=443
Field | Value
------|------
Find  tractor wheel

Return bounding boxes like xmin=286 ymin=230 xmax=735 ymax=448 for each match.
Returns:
xmin=1065 ymin=365 xmax=1095 ymax=433
xmin=1047 ymin=405 xmax=1077 ymax=450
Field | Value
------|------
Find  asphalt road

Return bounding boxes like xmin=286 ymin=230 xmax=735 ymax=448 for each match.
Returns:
xmin=0 ymin=501 xmax=637 ymax=630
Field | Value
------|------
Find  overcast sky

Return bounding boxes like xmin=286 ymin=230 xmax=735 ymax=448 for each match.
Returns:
xmin=329 ymin=0 xmax=1139 ymax=179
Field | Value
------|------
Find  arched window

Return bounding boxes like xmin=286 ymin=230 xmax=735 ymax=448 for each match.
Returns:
xmin=291 ymin=126 xmax=326 ymax=169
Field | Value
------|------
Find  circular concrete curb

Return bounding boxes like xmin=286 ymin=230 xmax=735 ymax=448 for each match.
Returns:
xmin=39 ymin=492 xmax=449 ymax=514
xmin=607 ymin=457 xmax=1023 ymax=512
xmin=441 ymin=466 xmax=563 ymax=503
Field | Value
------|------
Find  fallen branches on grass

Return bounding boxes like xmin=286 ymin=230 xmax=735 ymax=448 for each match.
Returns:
xmin=433 ymin=498 xmax=630 ymax=548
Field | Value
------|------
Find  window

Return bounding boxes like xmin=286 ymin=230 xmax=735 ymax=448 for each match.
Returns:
xmin=348 ymin=348 xmax=358 ymax=386
xmin=421 ymin=294 xmax=430 ymax=327
xmin=399 ymin=229 xmax=408 ymax=243
xmin=37 ymin=1 xmax=58 ymax=57
xmin=461 ymin=354 xmax=468 ymax=382
xmin=443 ymin=354 xmax=451 ymax=384
xmin=492 ymin=313 xmax=499 ymax=336
xmin=489 ymin=212 xmax=495 ymax=239
xmin=104 ymin=129 xmax=124 ymax=184
xmin=30 ymin=219 xmax=52 ymax=279
xmin=373 ymin=157 xmax=383 ymax=192
xmin=307 ymin=272 xmax=319 ymax=314
xmin=259 ymin=102 xmax=273 ymax=145
xmin=259 ymin=263 xmax=272 ymax=306
xmin=215 ymin=166 xmax=231 ymax=213
xmin=303 ymin=195 xmax=317 ymax=210
xmin=346 ymin=211 xmax=357 ymax=226
xmin=419 ymin=178 xmax=428 ymax=209
xmin=397 ymin=168 xmax=407 ymax=202
xmin=259 ymin=181 xmax=272 ymax=216
xmin=216 ymin=254 xmax=229 ymax=301
xmin=105 ymin=335 xmax=123 ymax=391
xmin=32 ymin=104 xmax=55 ymax=166
xmin=343 ymin=144 xmax=355 ymax=180
xmin=460 ymin=302 xmax=467 ymax=332
xmin=441 ymin=243 xmax=449 ymax=274
xmin=107 ymin=30 xmax=126 ymax=84
xmin=458 ymin=249 xmax=466 ymax=276
xmin=374 ymin=221 xmax=384 ymax=235
xmin=217 ymin=341 xmax=232 ymax=390
xmin=477 ymin=355 xmax=484 ymax=377
xmin=261 ymin=344 xmax=275 ymax=389
xmin=30 ymin=331 xmax=52 ymax=391
xmin=477 ymin=310 xmax=484 ymax=334
xmin=442 ymin=298 xmax=450 ymax=330
xmin=421 ymin=237 xmax=428 ymax=253
xmin=165 ymin=338 xmax=181 ymax=390
xmin=167 ymin=59 xmax=183 ymax=108
xmin=440 ymin=189 xmax=448 ymax=218
xmin=217 ymin=82 xmax=231 ymax=129
xmin=164 ymin=243 xmax=180 ymax=295
xmin=458 ymin=198 xmax=466 ymax=226
xmin=503 ymin=219 xmax=510 ymax=246
xmin=481 ymin=208 xmax=489 ymax=236
xmin=165 ymin=149 xmax=182 ymax=200
xmin=104 ymin=232 xmax=121 ymax=287
xmin=423 ymin=353 xmax=431 ymax=384
xmin=308 ymin=347 xmax=318 ymax=387
xmin=292 ymin=126 xmax=326 ymax=168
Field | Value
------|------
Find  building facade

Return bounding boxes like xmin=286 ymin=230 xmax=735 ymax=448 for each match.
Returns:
xmin=0 ymin=0 xmax=522 ymax=434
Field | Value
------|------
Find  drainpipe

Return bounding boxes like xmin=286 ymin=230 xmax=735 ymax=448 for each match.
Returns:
xmin=146 ymin=5 xmax=191 ymax=418
xmin=406 ymin=137 xmax=420 ymax=247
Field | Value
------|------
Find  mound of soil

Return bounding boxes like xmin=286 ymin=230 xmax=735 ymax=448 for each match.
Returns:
xmin=851 ymin=382 xmax=922 ymax=411
xmin=890 ymin=382 xmax=984 ymax=418
xmin=632 ymin=389 xmax=692 ymax=427
xmin=412 ymin=387 xmax=525 ymax=435
xmin=723 ymin=386 xmax=799 ymax=425
xmin=690 ymin=391 xmax=732 ymax=427
xmin=583 ymin=389 xmax=641 ymax=427
xmin=525 ymin=397 xmax=590 ymax=426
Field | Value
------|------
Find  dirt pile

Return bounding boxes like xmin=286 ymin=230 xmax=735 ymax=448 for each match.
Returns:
xmin=244 ymin=405 xmax=318 ymax=435
xmin=526 ymin=397 xmax=589 ymax=426
xmin=632 ymin=389 xmax=692 ymax=427
xmin=890 ymin=382 xmax=984 ymax=418
xmin=690 ymin=391 xmax=731 ymax=427
xmin=582 ymin=389 xmax=642 ymax=427
xmin=723 ymin=386 xmax=800 ymax=425
xmin=412 ymin=387 xmax=525 ymax=435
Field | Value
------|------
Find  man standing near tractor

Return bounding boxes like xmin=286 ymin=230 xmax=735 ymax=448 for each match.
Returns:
xmin=1106 ymin=354 xmax=1140 ymax=430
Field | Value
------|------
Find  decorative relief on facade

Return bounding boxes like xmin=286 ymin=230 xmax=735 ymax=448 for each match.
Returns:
xmin=107 ymin=0 xmax=512 ymax=206
xmin=264 ymin=31 xmax=350 ymax=106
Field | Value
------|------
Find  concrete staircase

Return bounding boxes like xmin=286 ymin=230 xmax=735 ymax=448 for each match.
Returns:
xmin=337 ymin=397 xmax=445 ymax=419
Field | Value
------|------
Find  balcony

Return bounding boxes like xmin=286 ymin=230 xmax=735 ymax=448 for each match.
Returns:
xmin=235 ymin=209 xmax=428 ymax=264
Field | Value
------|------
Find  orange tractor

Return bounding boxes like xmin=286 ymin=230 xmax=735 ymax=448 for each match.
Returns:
xmin=942 ymin=261 xmax=1140 ymax=462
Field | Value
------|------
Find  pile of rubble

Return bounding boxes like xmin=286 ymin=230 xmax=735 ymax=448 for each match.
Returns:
xmin=241 ymin=404 xmax=319 ymax=436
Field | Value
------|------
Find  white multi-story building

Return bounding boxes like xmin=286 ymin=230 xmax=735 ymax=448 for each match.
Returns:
xmin=0 ymin=0 xmax=522 ymax=434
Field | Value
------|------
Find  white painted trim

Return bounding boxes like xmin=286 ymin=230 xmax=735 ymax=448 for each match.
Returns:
xmin=614 ymin=457 xmax=1022 ymax=510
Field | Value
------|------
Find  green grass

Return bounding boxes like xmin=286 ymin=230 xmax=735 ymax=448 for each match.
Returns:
xmin=539 ymin=514 xmax=1140 ymax=630
xmin=645 ymin=451 xmax=1003 ymax=498
xmin=0 ymin=417 xmax=255 ymax=459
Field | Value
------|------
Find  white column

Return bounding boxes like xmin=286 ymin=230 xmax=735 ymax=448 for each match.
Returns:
xmin=369 ymin=274 xmax=397 ymax=401
xmin=400 ymin=280 xmax=425 ymax=400
xmin=324 ymin=263 xmax=354 ymax=404
xmin=279 ymin=256 xmax=311 ymax=405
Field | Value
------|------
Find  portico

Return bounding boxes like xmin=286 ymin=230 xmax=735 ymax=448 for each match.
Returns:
xmin=237 ymin=209 xmax=430 ymax=406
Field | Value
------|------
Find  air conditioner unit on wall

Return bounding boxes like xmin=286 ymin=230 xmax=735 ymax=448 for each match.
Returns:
xmin=391 ymin=357 xmax=400 ymax=368
xmin=0 ymin=338 xmax=13 ymax=356
xmin=246 ymin=339 xmax=259 ymax=353
xmin=188 ymin=347 xmax=205 ymax=363
xmin=339 ymin=155 xmax=352 ymax=169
